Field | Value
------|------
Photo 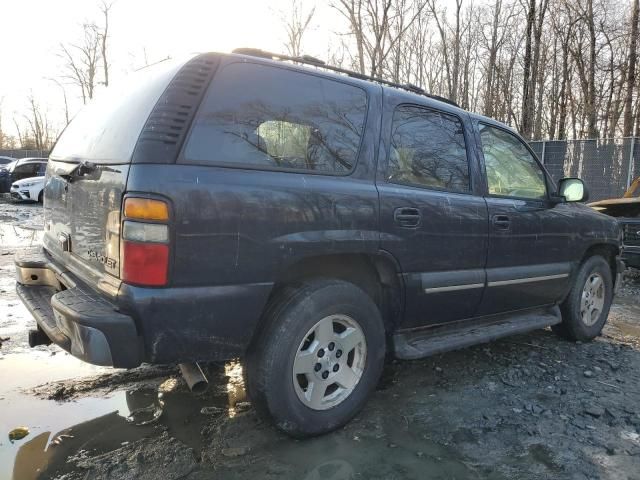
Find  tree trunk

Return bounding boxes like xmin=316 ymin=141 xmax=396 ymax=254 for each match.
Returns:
xmin=521 ymin=0 xmax=536 ymax=139
xmin=623 ymin=0 xmax=639 ymax=136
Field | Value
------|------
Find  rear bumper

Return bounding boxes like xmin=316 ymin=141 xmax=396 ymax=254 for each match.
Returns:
xmin=15 ymin=248 xmax=142 ymax=368
xmin=16 ymin=247 xmax=274 ymax=367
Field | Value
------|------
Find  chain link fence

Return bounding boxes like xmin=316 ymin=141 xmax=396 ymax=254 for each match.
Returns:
xmin=530 ymin=137 xmax=639 ymax=202
xmin=0 ymin=149 xmax=49 ymax=159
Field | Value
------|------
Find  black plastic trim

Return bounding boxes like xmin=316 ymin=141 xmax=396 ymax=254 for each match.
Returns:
xmin=131 ymin=54 xmax=220 ymax=164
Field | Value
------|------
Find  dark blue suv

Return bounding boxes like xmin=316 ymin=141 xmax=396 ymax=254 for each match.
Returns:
xmin=15 ymin=50 xmax=623 ymax=437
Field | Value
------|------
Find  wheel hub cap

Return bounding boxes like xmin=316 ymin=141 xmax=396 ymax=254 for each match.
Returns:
xmin=580 ymin=272 xmax=605 ymax=326
xmin=292 ymin=314 xmax=367 ymax=410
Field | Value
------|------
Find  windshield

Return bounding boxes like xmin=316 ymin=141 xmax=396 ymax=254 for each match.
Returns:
xmin=50 ymin=57 xmax=190 ymax=164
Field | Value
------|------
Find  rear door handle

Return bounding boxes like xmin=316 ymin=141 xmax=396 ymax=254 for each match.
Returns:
xmin=394 ymin=207 xmax=421 ymax=228
xmin=492 ymin=214 xmax=510 ymax=230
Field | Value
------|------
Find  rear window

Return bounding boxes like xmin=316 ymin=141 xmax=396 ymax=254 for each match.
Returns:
xmin=50 ymin=57 xmax=189 ymax=164
xmin=182 ymin=62 xmax=368 ymax=174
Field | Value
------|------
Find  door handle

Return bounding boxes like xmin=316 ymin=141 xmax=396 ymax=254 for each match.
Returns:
xmin=394 ymin=207 xmax=421 ymax=228
xmin=492 ymin=214 xmax=510 ymax=230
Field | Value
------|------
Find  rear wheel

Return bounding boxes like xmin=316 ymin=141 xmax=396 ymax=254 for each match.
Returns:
xmin=245 ymin=279 xmax=386 ymax=437
xmin=553 ymin=255 xmax=613 ymax=341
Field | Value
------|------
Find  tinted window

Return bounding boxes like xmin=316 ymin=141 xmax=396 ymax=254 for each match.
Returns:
xmin=14 ymin=164 xmax=39 ymax=176
xmin=184 ymin=63 xmax=368 ymax=173
xmin=479 ymin=124 xmax=547 ymax=199
xmin=51 ymin=57 xmax=188 ymax=164
xmin=387 ymin=106 xmax=469 ymax=192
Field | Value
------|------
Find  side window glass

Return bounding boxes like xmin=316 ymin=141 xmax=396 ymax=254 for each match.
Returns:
xmin=479 ymin=124 xmax=547 ymax=199
xmin=387 ymin=106 xmax=469 ymax=192
xmin=184 ymin=63 xmax=368 ymax=174
xmin=13 ymin=165 xmax=28 ymax=176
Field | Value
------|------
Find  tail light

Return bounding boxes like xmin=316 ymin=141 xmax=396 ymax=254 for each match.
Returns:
xmin=121 ymin=197 xmax=170 ymax=286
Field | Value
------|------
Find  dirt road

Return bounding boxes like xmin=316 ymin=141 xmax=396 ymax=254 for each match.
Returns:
xmin=1 ymin=198 xmax=640 ymax=480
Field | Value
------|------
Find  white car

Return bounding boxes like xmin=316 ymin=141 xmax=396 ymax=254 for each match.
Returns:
xmin=10 ymin=176 xmax=45 ymax=202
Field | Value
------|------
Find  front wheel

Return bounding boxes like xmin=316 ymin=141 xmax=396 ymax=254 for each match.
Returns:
xmin=553 ymin=255 xmax=613 ymax=341
xmin=245 ymin=279 xmax=386 ymax=438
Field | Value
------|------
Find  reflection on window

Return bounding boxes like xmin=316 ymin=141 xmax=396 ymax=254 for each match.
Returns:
xmin=388 ymin=106 xmax=469 ymax=192
xmin=479 ymin=125 xmax=546 ymax=199
xmin=184 ymin=63 xmax=367 ymax=173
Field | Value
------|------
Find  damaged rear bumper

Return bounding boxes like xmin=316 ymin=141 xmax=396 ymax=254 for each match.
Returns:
xmin=15 ymin=247 xmax=142 ymax=368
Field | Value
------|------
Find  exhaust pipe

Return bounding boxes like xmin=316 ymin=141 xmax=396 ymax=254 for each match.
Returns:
xmin=28 ymin=329 xmax=52 ymax=347
xmin=179 ymin=362 xmax=209 ymax=394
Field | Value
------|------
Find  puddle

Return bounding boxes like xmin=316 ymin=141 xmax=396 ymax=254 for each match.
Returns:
xmin=0 ymin=224 xmax=43 ymax=249
xmin=0 ymin=353 xmax=243 ymax=480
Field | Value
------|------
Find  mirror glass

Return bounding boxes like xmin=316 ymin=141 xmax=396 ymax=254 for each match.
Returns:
xmin=559 ymin=178 xmax=585 ymax=202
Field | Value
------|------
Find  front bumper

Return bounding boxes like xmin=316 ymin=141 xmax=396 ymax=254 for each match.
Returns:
xmin=615 ymin=255 xmax=626 ymax=295
xmin=15 ymin=247 xmax=142 ymax=368
xmin=622 ymin=247 xmax=640 ymax=269
xmin=10 ymin=188 xmax=30 ymax=201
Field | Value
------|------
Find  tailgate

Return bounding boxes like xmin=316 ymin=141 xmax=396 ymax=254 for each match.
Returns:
xmin=42 ymin=57 xmax=189 ymax=293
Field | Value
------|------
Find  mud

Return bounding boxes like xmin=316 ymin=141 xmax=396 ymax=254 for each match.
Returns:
xmin=2 ymin=197 xmax=640 ymax=480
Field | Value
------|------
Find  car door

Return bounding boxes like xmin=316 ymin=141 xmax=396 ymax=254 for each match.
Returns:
xmin=474 ymin=121 xmax=573 ymax=315
xmin=377 ymin=98 xmax=489 ymax=329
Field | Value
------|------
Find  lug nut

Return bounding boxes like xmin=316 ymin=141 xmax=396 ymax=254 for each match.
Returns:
xmin=318 ymin=348 xmax=325 ymax=358
xmin=333 ymin=364 xmax=340 ymax=372
xmin=314 ymin=363 xmax=322 ymax=372
xmin=322 ymin=371 xmax=329 ymax=379
xmin=336 ymin=349 xmax=343 ymax=358
xmin=328 ymin=342 xmax=335 ymax=351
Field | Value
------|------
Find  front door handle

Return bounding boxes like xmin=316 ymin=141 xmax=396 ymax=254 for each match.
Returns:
xmin=394 ymin=207 xmax=421 ymax=228
xmin=492 ymin=214 xmax=510 ymax=230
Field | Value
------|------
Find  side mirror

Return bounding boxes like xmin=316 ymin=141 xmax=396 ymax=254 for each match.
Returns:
xmin=558 ymin=177 xmax=588 ymax=203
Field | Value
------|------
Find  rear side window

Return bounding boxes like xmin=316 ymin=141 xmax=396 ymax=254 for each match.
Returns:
xmin=183 ymin=62 xmax=368 ymax=174
xmin=387 ymin=105 xmax=469 ymax=192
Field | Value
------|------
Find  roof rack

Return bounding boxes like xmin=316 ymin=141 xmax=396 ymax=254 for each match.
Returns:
xmin=231 ymin=48 xmax=459 ymax=108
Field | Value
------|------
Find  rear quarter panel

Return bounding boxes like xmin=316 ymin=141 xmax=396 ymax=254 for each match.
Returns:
xmin=125 ymin=163 xmax=380 ymax=288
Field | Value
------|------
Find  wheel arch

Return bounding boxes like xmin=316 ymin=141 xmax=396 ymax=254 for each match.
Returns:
xmin=579 ymin=242 xmax=620 ymax=283
xmin=262 ymin=252 xmax=404 ymax=335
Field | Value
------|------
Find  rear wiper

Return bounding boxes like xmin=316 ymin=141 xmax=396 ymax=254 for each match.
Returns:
xmin=60 ymin=160 xmax=97 ymax=181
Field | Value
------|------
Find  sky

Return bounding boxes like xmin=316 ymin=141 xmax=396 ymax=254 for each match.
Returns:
xmin=0 ymin=0 xmax=338 ymax=142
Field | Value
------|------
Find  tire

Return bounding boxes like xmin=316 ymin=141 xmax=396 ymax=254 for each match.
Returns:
xmin=37 ymin=191 xmax=43 ymax=203
xmin=553 ymin=255 xmax=613 ymax=341
xmin=245 ymin=279 xmax=386 ymax=438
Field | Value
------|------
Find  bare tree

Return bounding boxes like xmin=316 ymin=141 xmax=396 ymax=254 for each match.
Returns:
xmin=282 ymin=0 xmax=316 ymax=57
xmin=623 ymin=0 xmax=639 ymax=136
xmin=60 ymin=22 xmax=102 ymax=104
xmin=24 ymin=94 xmax=54 ymax=150
xmin=331 ymin=0 xmax=427 ymax=77
xmin=98 ymin=1 xmax=113 ymax=87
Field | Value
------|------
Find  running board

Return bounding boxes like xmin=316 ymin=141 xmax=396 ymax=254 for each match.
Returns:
xmin=392 ymin=307 xmax=562 ymax=360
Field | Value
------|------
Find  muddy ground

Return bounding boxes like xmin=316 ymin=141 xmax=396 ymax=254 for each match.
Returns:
xmin=1 ymin=197 xmax=640 ymax=480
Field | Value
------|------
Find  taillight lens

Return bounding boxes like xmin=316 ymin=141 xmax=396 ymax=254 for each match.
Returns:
xmin=122 ymin=242 xmax=169 ymax=286
xmin=121 ymin=198 xmax=170 ymax=287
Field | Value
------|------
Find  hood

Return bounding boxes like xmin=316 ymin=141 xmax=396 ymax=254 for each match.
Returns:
xmin=13 ymin=176 xmax=45 ymax=186
xmin=589 ymin=197 xmax=640 ymax=208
